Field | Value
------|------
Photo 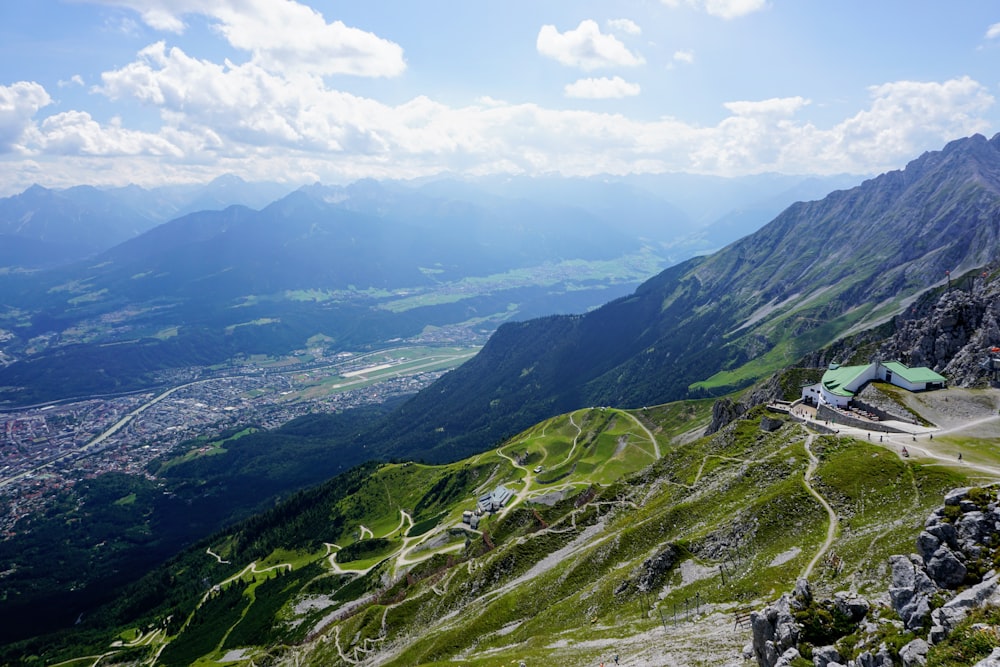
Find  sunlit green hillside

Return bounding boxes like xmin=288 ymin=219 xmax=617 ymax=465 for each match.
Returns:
xmin=20 ymin=388 xmax=1000 ymax=667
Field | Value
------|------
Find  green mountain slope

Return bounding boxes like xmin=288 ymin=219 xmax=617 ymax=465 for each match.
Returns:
xmin=17 ymin=387 xmax=1000 ymax=666
xmin=369 ymin=133 xmax=1000 ymax=462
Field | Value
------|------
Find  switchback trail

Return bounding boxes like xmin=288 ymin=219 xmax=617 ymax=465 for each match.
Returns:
xmin=800 ymin=434 xmax=838 ymax=580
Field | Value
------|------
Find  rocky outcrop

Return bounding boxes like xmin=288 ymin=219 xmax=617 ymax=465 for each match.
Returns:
xmin=615 ymin=543 xmax=682 ymax=597
xmin=750 ymin=582 xmax=805 ymax=667
xmin=888 ymin=486 xmax=1000 ymax=642
xmin=877 ymin=272 xmax=1000 ymax=387
xmin=752 ymin=486 xmax=1000 ymax=667
xmin=706 ymin=397 xmax=747 ymax=435
xmin=751 ymin=580 xmax=872 ymax=667
xmin=889 ymin=554 xmax=938 ymax=631
xmin=705 ymin=373 xmax=788 ymax=434
xmin=854 ymin=383 xmax=919 ymax=424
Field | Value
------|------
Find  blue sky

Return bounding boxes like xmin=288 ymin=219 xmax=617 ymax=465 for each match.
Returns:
xmin=1 ymin=0 xmax=1000 ymax=194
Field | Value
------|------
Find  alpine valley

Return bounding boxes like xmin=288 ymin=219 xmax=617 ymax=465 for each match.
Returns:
xmin=4 ymin=135 xmax=1000 ymax=667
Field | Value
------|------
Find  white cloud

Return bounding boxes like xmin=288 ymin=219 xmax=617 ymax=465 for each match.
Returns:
xmin=5 ymin=64 xmax=994 ymax=193
xmin=661 ymin=0 xmax=768 ymax=19
xmin=987 ymin=22 xmax=1000 ymax=39
xmin=58 ymin=75 xmax=86 ymax=88
xmin=86 ymin=0 xmax=406 ymax=77
xmin=723 ymin=96 xmax=810 ymax=116
xmin=0 ymin=82 xmax=52 ymax=153
xmin=37 ymin=111 xmax=185 ymax=156
xmin=537 ymin=20 xmax=645 ymax=70
xmin=672 ymin=50 xmax=695 ymax=65
xmin=825 ymin=77 xmax=994 ymax=166
xmin=608 ymin=18 xmax=641 ymax=35
xmin=565 ymin=77 xmax=641 ymax=99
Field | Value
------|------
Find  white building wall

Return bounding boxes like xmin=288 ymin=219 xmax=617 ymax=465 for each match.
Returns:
xmin=820 ymin=389 xmax=851 ymax=408
xmin=801 ymin=384 xmax=822 ymax=404
xmin=875 ymin=365 xmax=925 ymax=391
xmin=844 ymin=364 xmax=879 ymax=394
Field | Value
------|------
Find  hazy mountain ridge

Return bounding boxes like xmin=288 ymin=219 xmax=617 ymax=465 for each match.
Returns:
xmin=0 ymin=168 xmax=852 ymax=406
xmin=0 ymin=176 xmax=296 ymax=268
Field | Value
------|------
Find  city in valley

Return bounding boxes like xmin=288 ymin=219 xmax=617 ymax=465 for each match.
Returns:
xmin=0 ymin=333 xmax=481 ymax=537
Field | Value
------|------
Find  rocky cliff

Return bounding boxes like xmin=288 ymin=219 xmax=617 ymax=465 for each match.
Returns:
xmin=877 ymin=269 xmax=1000 ymax=387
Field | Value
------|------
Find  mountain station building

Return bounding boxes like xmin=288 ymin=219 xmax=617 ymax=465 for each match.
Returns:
xmin=478 ymin=485 xmax=515 ymax=514
xmin=801 ymin=360 xmax=946 ymax=409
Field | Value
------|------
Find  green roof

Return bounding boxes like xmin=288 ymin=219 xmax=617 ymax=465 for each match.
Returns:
xmin=821 ymin=364 xmax=870 ymax=397
xmin=882 ymin=361 xmax=946 ymax=384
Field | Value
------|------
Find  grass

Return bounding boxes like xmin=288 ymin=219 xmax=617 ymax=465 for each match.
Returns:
xmin=927 ymin=605 xmax=1000 ymax=666
xmin=376 ymin=251 xmax=667 ymax=313
xmin=114 ymin=492 xmax=137 ymax=506
xmin=690 ymin=298 xmax=878 ymax=393
xmin=156 ymin=428 xmax=257 ymax=472
xmin=47 ymin=391 xmax=1000 ymax=667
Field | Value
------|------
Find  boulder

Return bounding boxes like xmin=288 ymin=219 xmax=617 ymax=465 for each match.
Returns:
xmin=889 ymin=554 xmax=938 ymax=630
xmin=929 ymin=571 xmax=1000 ymax=640
xmin=760 ymin=415 xmax=784 ymax=432
xmin=961 ymin=499 xmax=981 ymax=512
xmin=811 ymin=644 xmax=842 ymax=667
xmin=944 ymin=488 xmax=972 ymax=506
xmin=957 ymin=510 xmax=989 ymax=546
xmin=924 ymin=521 xmax=958 ymax=549
xmin=916 ymin=531 xmax=939 ymax=561
xmin=751 ymin=594 xmax=801 ymax=667
xmin=898 ymin=637 xmax=928 ymax=666
xmin=853 ymin=646 xmax=895 ymax=667
xmin=832 ymin=591 xmax=869 ymax=623
xmin=774 ymin=647 xmax=802 ymax=667
xmin=973 ymin=647 xmax=1000 ymax=667
xmin=794 ymin=578 xmax=813 ymax=607
xmin=926 ymin=545 xmax=967 ymax=589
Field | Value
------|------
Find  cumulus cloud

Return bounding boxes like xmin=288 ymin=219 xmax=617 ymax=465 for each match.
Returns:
xmin=987 ymin=22 xmax=1000 ymax=39
xmin=723 ymin=96 xmax=809 ymax=116
xmin=608 ymin=18 xmax=641 ymax=35
xmin=565 ymin=77 xmax=641 ymax=99
xmin=537 ymin=20 xmax=645 ymax=70
xmin=86 ymin=0 xmax=406 ymax=77
xmin=6 ymin=63 xmax=995 ymax=192
xmin=661 ymin=0 xmax=768 ymax=19
xmin=0 ymin=81 xmax=52 ymax=153
xmin=826 ymin=77 xmax=994 ymax=166
xmin=672 ymin=50 xmax=695 ymax=65
xmin=37 ymin=111 xmax=184 ymax=156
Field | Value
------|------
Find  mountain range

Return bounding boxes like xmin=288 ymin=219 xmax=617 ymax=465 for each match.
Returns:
xmin=0 ymin=176 xmax=296 ymax=268
xmin=367 ymin=133 xmax=1000 ymax=462
xmin=4 ymin=134 xmax=1000 ymax=663
xmin=0 ymin=172 xmax=852 ymax=407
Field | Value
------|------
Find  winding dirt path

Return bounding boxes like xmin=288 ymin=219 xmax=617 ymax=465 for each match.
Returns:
xmin=558 ymin=411 xmax=584 ymax=467
xmin=623 ymin=410 xmax=661 ymax=459
xmin=206 ymin=547 xmax=230 ymax=564
xmin=800 ymin=434 xmax=838 ymax=580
